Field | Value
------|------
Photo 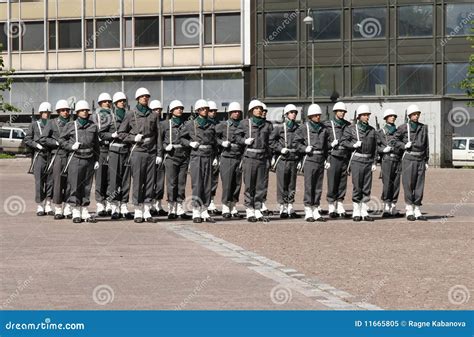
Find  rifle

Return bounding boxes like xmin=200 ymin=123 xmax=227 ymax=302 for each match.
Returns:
xmin=270 ymin=108 xmax=285 ymax=172
xmin=346 ymin=110 xmax=359 ymax=176
xmin=62 ymin=120 xmax=79 ymax=176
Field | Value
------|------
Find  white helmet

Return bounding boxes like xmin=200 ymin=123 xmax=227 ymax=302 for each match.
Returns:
xmin=332 ymin=101 xmax=347 ymax=112
xmin=149 ymin=100 xmax=162 ymax=110
xmin=383 ymin=109 xmax=397 ymax=119
xmin=97 ymin=93 xmax=112 ymax=103
xmin=407 ymin=104 xmax=421 ymax=116
xmin=169 ymin=100 xmax=184 ymax=112
xmin=262 ymin=102 xmax=268 ymax=112
xmin=55 ymin=99 xmax=70 ymax=111
xmin=112 ymin=92 xmax=127 ymax=104
xmin=228 ymin=102 xmax=241 ymax=112
xmin=356 ymin=104 xmax=371 ymax=117
xmin=194 ymin=99 xmax=209 ymax=111
xmin=307 ymin=104 xmax=322 ymax=117
xmin=135 ymin=87 xmax=151 ymax=100
xmin=248 ymin=99 xmax=264 ymax=112
xmin=284 ymin=104 xmax=298 ymax=114
xmin=38 ymin=102 xmax=52 ymax=113
xmin=75 ymin=100 xmax=90 ymax=112
xmin=208 ymin=100 xmax=218 ymax=111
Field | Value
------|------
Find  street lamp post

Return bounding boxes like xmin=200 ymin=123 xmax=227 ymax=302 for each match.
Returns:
xmin=304 ymin=9 xmax=315 ymax=104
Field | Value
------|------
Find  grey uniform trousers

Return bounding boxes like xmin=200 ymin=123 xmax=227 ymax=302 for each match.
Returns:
xmin=303 ymin=159 xmax=325 ymax=207
xmin=402 ymin=158 xmax=426 ymax=206
xmin=107 ymin=150 xmax=131 ymax=203
xmin=219 ymin=156 xmax=242 ymax=204
xmin=380 ymin=157 xmax=401 ymax=203
xmin=350 ymin=160 xmax=373 ymax=203
xmin=164 ymin=157 xmax=188 ymax=203
xmin=51 ymin=154 xmax=68 ymax=205
xmin=326 ymin=155 xmax=349 ymax=203
xmin=95 ymin=150 xmax=109 ymax=203
xmin=33 ymin=153 xmax=53 ymax=203
xmin=66 ymin=156 xmax=94 ymax=207
xmin=189 ymin=155 xmax=212 ymax=208
xmin=276 ymin=159 xmax=298 ymax=204
xmin=242 ymin=157 xmax=267 ymax=209
xmin=130 ymin=151 xmax=155 ymax=205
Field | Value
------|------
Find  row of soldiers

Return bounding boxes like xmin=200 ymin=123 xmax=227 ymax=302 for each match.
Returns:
xmin=24 ymin=88 xmax=429 ymax=223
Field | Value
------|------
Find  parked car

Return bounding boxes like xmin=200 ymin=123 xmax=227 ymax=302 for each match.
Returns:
xmin=0 ymin=126 xmax=28 ymax=154
xmin=452 ymin=137 xmax=474 ymax=168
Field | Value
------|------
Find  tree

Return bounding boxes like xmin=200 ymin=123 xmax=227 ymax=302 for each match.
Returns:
xmin=459 ymin=20 xmax=474 ymax=106
xmin=0 ymin=43 xmax=18 ymax=113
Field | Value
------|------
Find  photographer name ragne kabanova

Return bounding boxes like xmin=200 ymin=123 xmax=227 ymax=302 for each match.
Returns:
xmin=407 ymin=320 xmax=467 ymax=329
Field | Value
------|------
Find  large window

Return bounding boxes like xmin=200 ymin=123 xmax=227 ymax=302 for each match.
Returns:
xmin=22 ymin=21 xmax=44 ymax=51
xmin=1 ymin=23 xmax=8 ymax=49
xmin=48 ymin=21 xmax=56 ymax=49
xmin=175 ymin=15 xmax=199 ymax=46
xmin=446 ymin=4 xmax=474 ymax=36
xmin=124 ymin=18 xmax=132 ymax=48
xmin=398 ymin=64 xmax=433 ymax=95
xmin=352 ymin=65 xmax=387 ymax=96
xmin=309 ymin=67 xmax=342 ymax=97
xmin=59 ymin=20 xmax=81 ymax=49
xmin=446 ymin=63 xmax=469 ymax=95
xmin=265 ymin=12 xmax=297 ymax=43
xmin=265 ymin=68 xmax=298 ymax=97
xmin=215 ymin=14 xmax=240 ymax=44
xmin=398 ymin=5 xmax=433 ymax=37
xmin=135 ymin=17 xmax=159 ymax=47
xmin=352 ymin=8 xmax=386 ymax=39
xmin=96 ymin=18 xmax=120 ymax=49
xmin=311 ymin=10 xmax=341 ymax=40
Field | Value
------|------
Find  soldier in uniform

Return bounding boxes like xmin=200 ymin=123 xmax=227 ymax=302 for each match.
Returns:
xmin=341 ymin=104 xmax=377 ymax=222
xmin=206 ymin=100 xmax=221 ymax=216
xmin=181 ymin=99 xmax=217 ymax=223
xmin=41 ymin=100 xmax=72 ymax=219
xmin=60 ymin=100 xmax=100 ymax=223
xmin=149 ymin=99 xmax=167 ymax=217
xmin=92 ymin=93 xmax=113 ymax=216
xmin=107 ymin=92 xmax=133 ymax=220
xmin=270 ymin=104 xmax=301 ymax=218
xmin=294 ymin=104 xmax=329 ymax=222
xmin=324 ymin=101 xmax=351 ymax=218
xmin=235 ymin=100 xmax=274 ymax=222
xmin=376 ymin=109 xmax=403 ymax=218
xmin=25 ymin=102 xmax=54 ymax=216
xmin=161 ymin=100 xmax=191 ymax=220
xmin=215 ymin=101 xmax=244 ymax=218
xmin=117 ymin=87 xmax=159 ymax=223
xmin=394 ymin=104 xmax=429 ymax=221
xmin=260 ymin=103 xmax=272 ymax=216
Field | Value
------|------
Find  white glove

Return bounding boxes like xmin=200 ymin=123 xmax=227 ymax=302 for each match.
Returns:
xmin=245 ymin=138 xmax=254 ymax=145
xmin=221 ymin=141 xmax=230 ymax=148
xmin=371 ymin=164 xmax=377 ymax=172
xmin=156 ymin=156 xmax=162 ymax=165
xmin=383 ymin=146 xmax=391 ymax=153
xmin=189 ymin=141 xmax=200 ymax=149
xmin=425 ymin=163 xmax=429 ymax=171
xmin=305 ymin=145 xmax=312 ymax=153
xmin=165 ymin=144 xmax=173 ymax=152
xmin=94 ymin=161 xmax=100 ymax=170
xmin=36 ymin=144 xmax=44 ymax=150
xmin=111 ymin=131 xmax=118 ymax=138
xmin=55 ymin=141 xmax=59 ymax=146
xmin=134 ymin=134 xmax=143 ymax=142
xmin=281 ymin=147 xmax=289 ymax=154
xmin=296 ymin=162 xmax=302 ymax=171
xmin=324 ymin=161 xmax=331 ymax=170
xmin=353 ymin=140 xmax=362 ymax=148
xmin=331 ymin=139 xmax=338 ymax=148
xmin=404 ymin=141 xmax=412 ymax=149
xmin=212 ymin=158 xmax=219 ymax=167
xmin=71 ymin=142 xmax=80 ymax=151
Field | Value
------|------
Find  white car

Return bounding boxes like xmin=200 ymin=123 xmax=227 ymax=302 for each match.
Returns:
xmin=452 ymin=137 xmax=474 ymax=168
xmin=0 ymin=126 xmax=27 ymax=154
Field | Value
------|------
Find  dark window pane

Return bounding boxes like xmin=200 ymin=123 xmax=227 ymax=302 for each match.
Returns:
xmin=265 ymin=12 xmax=297 ymax=43
xmin=398 ymin=64 xmax=433 ymax=95
xmin=453 ymin=139 xmax=466 ymax=150
xmin=164 ymin=16 xmax=172 ymax=46
xmin=265 ymin=68 xmax=298 ymax=97
xmin=352 ymin=7 xmax=386 ymax=39
xmin=215 ymin=13 xmax=240 ymax=44
xmin=48 ymin=21 xmax=56 ymax=49
xmin=175 ymin=15 xmax=200 ymax=46
xmin=85 ymin=20 xmax=93 ymax=49
xmin=59 ymin=20 xmax=82 ymax=49
xmin=6 ymin=22 xmax=22 ymax=50
xmin=446 ymin=63 xmax=469 ymax=95
xmin=398 ymin=5 xmax=433 ymax=37
xmin=446 ymin=4 xmax=474 ymax=35
xmin=352 ymin=65 xmax=387 ymax=96
xmin=124 ymin=18 xmax=132 ymax=47
xmin=22 ymin=22 xmax=44 ymax=51
xmin=310 ymin=67 xmax=342 ymax=97
xmin=469 ymin=140 xmax=474 ymax=150
xmin=96 ymin=18 xmax=120 ymax=48
xmin=0 ymin=22 xmax=8 ymax=49
xmin=135 ymin=17 xmax=159 ymax=47
xmin=312 ymin=10 xmax=341 ymax=40
xmin=204 ymin=14 xmax=212 ymax=44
